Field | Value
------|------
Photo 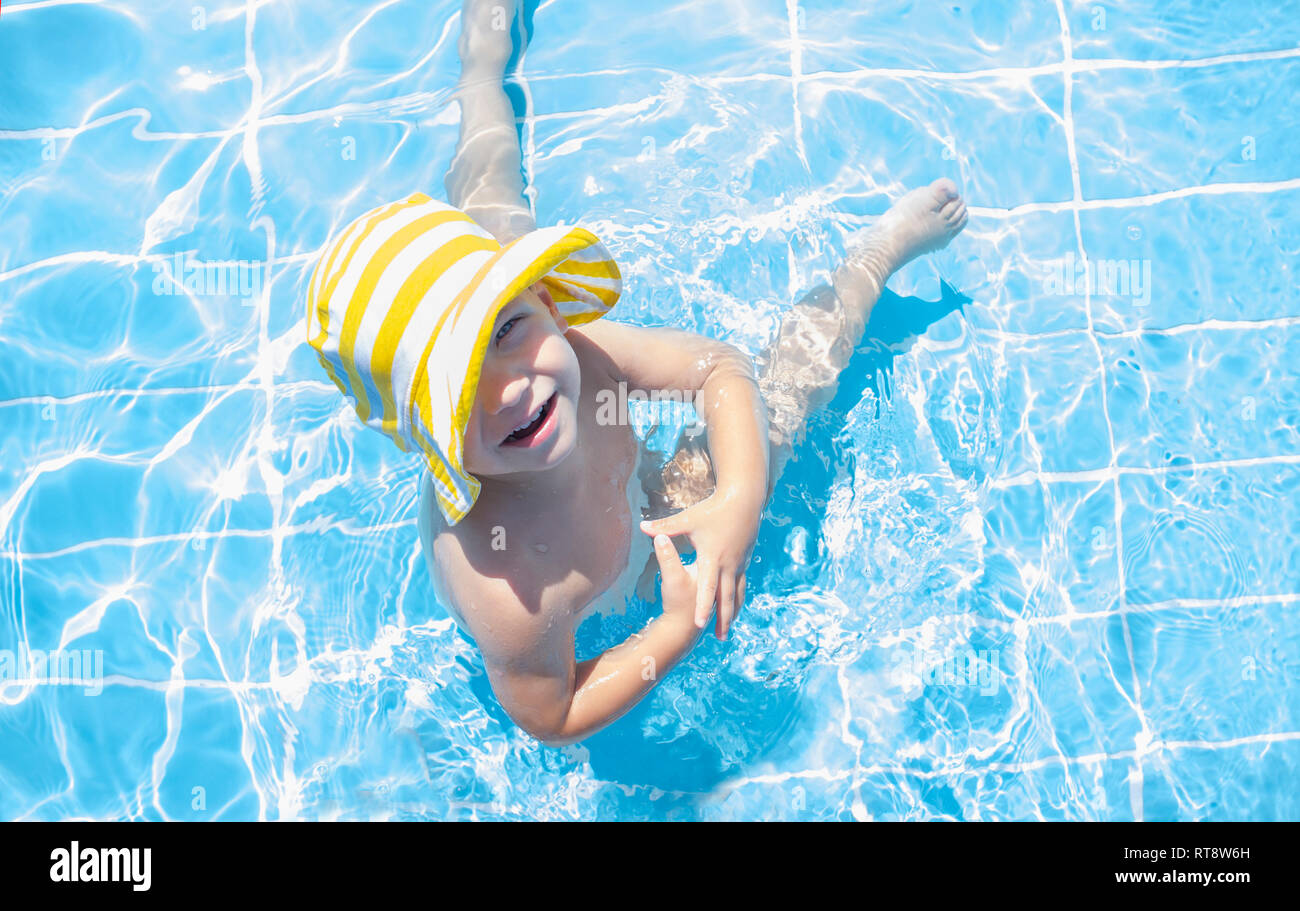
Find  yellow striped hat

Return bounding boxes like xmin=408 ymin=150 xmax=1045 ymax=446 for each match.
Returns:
xmin=306 ymin=192 xmax=622 ymax=524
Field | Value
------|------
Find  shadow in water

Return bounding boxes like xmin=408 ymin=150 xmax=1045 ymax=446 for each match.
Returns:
xmin=502 ymin=2 xmax=540 ymax=132
xmin=748 ymin=280 xmax=972 ymax=598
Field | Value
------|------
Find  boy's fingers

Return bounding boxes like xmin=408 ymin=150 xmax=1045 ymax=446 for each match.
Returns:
xmin=694 ymin=560 xmax=719 ymax=628
xmin=640 ymin=512 xmax=689 ymax=538
xmin=736 ymin=573 xmax=747 ymax=611
xmin=652 ymin=534 xmax=686 ymax=580
xmin=716 ymin=575 xmax=735 ymax=640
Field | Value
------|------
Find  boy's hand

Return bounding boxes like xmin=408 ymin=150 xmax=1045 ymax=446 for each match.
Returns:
xmin=651 ymin=533 xmax=700 ymax=630
xmin=640 ymin=486 xmax=764 ymax=640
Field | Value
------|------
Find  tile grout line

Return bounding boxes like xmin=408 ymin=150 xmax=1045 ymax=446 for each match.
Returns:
xmin=4 ymin=177 xmax=1299 ymax=285
xmin=514 ymin=3 xmax=539 ymax=220
xmin=794 ymin=44 xmax=1300 ymax=84
xmin=786 ymin=0 xmax=809 ymax=171
xmin=4 ymin=451 xmax=1300 ymax=561
xmin=966 ymin=176 xmax=1300 ymax=218
xmin=8 ymin=305 xmax=1300 ymax=412
xmin=239 ymin=0 xmax=287 ymax=823
xmin=4 ymin=44 xmax=1299 ymax=144
xmin=721 ymin=727 xmax=1300 ymax=795
xmin=1052 ymin=0 xmax=1150 ymax=821
xmin=990 ymin=452 xmax=1300 ymax=487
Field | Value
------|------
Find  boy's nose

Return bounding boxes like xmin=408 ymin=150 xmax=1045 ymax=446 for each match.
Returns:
xmin=487 ymin=371 xmax=530 ymax=415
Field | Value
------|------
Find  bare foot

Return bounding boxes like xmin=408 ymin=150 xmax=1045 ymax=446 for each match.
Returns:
xmin=828 ymin=178 xmax=968 ymax=329
xmin=832 ymin=178 xmax=967 ymax=312
xmin=872 ymin=177 xmax=968 ymax=271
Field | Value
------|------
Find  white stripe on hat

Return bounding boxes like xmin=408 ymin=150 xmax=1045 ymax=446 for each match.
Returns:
xmin=350 ymin=218 xmax=493 ymax=430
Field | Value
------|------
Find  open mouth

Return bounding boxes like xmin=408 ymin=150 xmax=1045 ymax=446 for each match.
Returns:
xmin=501 ymin=392 xmax=558 ymax=447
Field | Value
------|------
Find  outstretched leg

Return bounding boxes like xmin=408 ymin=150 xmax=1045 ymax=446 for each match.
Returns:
xmin=756 ymin=178 xmax=968 ymax=490
xmin=650 ymin=178 xmax=968 ymax=518
xmin=445 ymin=0 xmax=537 ymax=243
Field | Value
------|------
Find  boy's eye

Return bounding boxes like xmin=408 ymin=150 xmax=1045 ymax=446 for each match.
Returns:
xmin=495 ymin=314 xmax=525 ymax=343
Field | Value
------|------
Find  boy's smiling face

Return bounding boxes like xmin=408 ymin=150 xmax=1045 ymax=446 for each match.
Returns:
xmin=461 ymin=283 xmax=582 ymax=479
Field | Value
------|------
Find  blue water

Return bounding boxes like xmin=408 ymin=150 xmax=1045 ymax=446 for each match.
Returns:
xmin=2 ymin=0 xmax=1298 ymax=820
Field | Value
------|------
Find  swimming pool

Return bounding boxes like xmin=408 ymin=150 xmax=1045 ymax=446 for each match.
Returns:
xmin=1 ymin=0 xmax=1297 ymax=820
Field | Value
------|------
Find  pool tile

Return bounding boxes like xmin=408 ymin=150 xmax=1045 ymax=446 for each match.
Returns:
xmin=1100 ymin=326 xmax=1300 ymax=468
xmin=252 ymin=0 xmax=458 ymax=113
xmin=906 ymin=328 xmax=1003 ymax=483
xmin=279 ymin=520 xmax=424 ymax=652
xmin=1078 ymin=189 xmax=1300 ymax=332
xmin=699 ymin=772 xmax=861 ymax=821
xmin=1119 ymin=462 xmax=1300 ymax=604
xmin=527 ymin=72 xmax=801 ymax=240
xmin=797 ymin=74 xmax=1075 ymax=212
xmin=945 ymin=211 xmax=1092 ymax=336
xmin=256 ymin=116 xmax=460 ymax=261
xmin=154 ymin=687 xmax=261 ymax=820
xmin=981 ymin=479 xmax=1121 ymax=617
xmin=1139 ymin=737 xmax=1300 ymax=821
xmin=0 ymin=121 xmax=185 ymax=269
xmin=527 ymin=0 xmax=789 ymax=79
xmin=839 ymin=750 xmax=1137 ymax=820
xmin=0 ymin=587 xmax=172 ymax=684
xmin=13 ymin=400 xmax=283 ymax=555
xmin=15 ymin=458 xmax=154 ymax=556
xmin=6 ymin=535 xmax=277 ymax=681
xmin=0 ymin=256 xmax=275 ymax=402
xmin=1068 ymin=2 xmax=1300 ymax=61
xmin=1025 ymin=615 xmax=1145 ymax=759
xmin=835 ymin=617 xmax=1026 ymax=772
xmin=5 ymin=684 xmax=169 ymax=820
xmin=961 ymin=755 xmax=1138 ymax=820
xmin=0 ymin=2 xmax=248 ymax=134
xmin=1124 ymin=598 xmax=1300 ymax=745
xmin=798 ymin=0 xmax=1063 ymax=72
xmin=986 ymin=332 xmax=1113 ymax=477
xmin=1071 ymin=59 xmax=1300 ymax=200
xmin=0 ymin=690 xmax=73 ymax=819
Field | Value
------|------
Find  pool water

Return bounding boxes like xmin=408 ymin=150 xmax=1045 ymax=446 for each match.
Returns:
xmin=1 ymin=0 xmax=1298 ymax=820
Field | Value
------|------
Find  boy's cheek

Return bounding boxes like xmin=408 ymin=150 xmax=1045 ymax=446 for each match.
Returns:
xmin=461 ymin=425 xmax=487 ymax=473
xmin=462 ymin=406 xmax=502 ymax=474
xmin=537 ymin=334 xmax=581 ymax=388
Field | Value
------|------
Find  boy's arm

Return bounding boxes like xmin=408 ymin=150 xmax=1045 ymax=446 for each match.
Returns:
xmin=573 ymin=320 xmax=769 ymax=636
xmin=482 ymin=536 xmax=705 ymax=745
xmin=571 ymin=320 xmax=767 ymax=494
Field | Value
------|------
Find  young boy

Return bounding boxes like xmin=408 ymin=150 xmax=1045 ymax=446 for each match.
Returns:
xmin=306 ymin=0 xmax=967 ymax=745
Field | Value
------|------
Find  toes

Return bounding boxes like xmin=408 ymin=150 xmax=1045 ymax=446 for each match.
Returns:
xmin=940 ymin=198 xmax=962 ymax=219
xmin=930 ymin=177 xmax=959 ymax=205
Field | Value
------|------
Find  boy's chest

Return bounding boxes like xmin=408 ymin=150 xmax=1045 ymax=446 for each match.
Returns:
xmin=469 ymin=422 xmax=640 ymax=613
xmin=531 ymin=425 xmax=639 ymax=606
